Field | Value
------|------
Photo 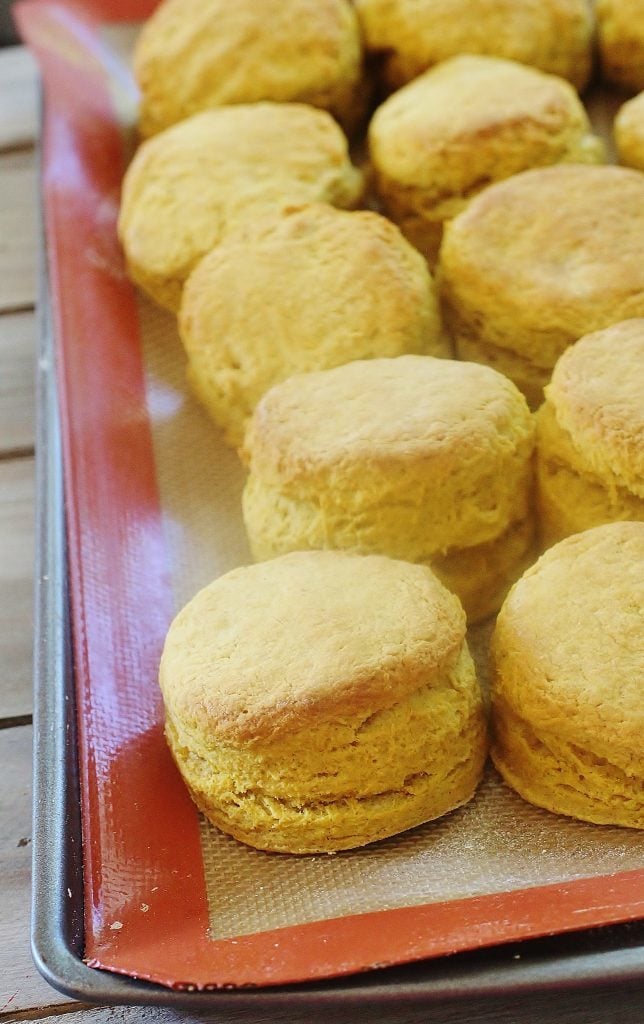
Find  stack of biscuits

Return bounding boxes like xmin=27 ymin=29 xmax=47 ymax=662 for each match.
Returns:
xmin=118 ymin=0 xmax=644 ymax=852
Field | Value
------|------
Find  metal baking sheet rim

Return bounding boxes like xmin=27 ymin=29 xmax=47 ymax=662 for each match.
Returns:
xmin=27 ymin=106 xmax=644 ymax=1012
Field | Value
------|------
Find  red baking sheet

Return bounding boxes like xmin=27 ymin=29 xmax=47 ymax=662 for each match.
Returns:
xmin=16 ymin=0 xmax=644 ymax=991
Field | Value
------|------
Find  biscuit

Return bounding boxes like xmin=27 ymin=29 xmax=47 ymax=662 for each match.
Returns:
xmin=368 ymin=55 xmax=604 ymax=263
xmin=615 ymin=91 xmax=644 ymax=171
xmin=536 ymin=320 xmax=644 ymax=547
xmin=117 ymin=105 xmax=363 ymax=311
xmin=179 ymin=204 xmax=448 ymax=448
xmin=439 ymin=164 xmax=644 ymax=408
xmin=133 ymin=0 xmax=365 ymax=137
xmin=159 ymin=550 xmax=488 ymax=853
xmin=353 ymin=0 xmax=593 ymax=92
xmin=597 ymin=0 xmax=644 ymax=92
xmin=490 ymin=521 xmax=644 ymax=829
xmin=242 ymin=356 xmax=536 ymax=622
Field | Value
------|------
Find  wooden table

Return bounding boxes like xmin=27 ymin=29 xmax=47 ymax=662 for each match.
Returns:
xmin=0 ymin=43 xmax=642 ymax=1024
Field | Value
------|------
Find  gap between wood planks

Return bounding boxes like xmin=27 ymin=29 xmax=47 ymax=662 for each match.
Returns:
xmin=0 ymin=713 xmax=32 ymax=730
xmin=0 ymin=303 xmax=35 ymax=316
xmin=0 ymin=1003 xmax=86 ymax=1023
xmin=0 ymin=447 xmax=35 ymax=463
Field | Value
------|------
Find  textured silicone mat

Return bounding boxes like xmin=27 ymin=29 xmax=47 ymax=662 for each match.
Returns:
xmin=139 ymin=295 xmax=644 ymax=942
xmin=19 ymin=0 xmax=644 ymax=991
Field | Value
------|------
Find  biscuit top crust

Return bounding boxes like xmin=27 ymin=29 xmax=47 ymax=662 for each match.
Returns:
xmin=440 ymin=165 xmax=644 ymax=364
xmin=179 ymin=205 xmax=443 ymax=441
xmin=118 ymin=104 xmax=362 ymax=289
xmin=159 ymin=550 xmax=467 ymax=742
xmin=245 ymin=355 xmax=533 ymax=484
xmin=354 ymin=0 xmax=593 ymax=90
xmin=597 ymin=0 xmax=644 ymax=31
xmin=180 ymin=203 xmax=439 ymax=356
xmin=545 ymin=320 xmax=644 ymax=497
xmin=369 ymin=55 xmax=602 ymax=192
xmin=492 ymin=521 xmax=644 ymax=756
xmin=134 ymin=0 xmax=362 ymax=136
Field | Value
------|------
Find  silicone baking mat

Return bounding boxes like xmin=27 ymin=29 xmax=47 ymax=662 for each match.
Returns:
xmin=18 ymin=0 xmax=644 ymax=991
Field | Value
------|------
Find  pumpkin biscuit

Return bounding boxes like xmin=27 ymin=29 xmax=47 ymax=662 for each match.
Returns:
xmin=439 ymin=164 xmax=644 ymax=407
xmin=134 ymin=0 xmax=365 ymax=137
xmin=491 ymin=522 xmax=644 ymax=829
xmin=369 ymin=54 xmax=603 ymax=263
xmin=159 ymin=550 xmax=487 ymax=853
xmin=180 ymin=204 xmax=447 ymax=448
xmin=242 ymin=355 xmax=536 ymax=622
xmin=354 ymin=0 xmax=593 ymax=92
xmin=536 ymin=320 xmax=644 ymax=546
xmin=118 ymin=104 xmax=363 ymax=311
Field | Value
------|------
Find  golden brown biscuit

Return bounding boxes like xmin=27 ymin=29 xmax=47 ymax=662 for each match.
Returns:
xmin=597 ymin=0 xmax=644 ymax=92
xmin=368 ymin=55 xmax=604 ymax=262
xmin=536 ymin=320 xmax=644 ymax=547
xmin=439 ymin=164 xmax=644 ymax=408
xmin=615 ymin=91 xmax=644 ymax=170
xmin=179 ymin=204 xmax=448 ymax=448
xmin=242 ymin=356 xmax=536 ymax=622
xmin=117 ymin=105 xmax=363 ymax=311
xmin=490 ymin=521 xmax=644 ymax=829
xmin=354 ymin=0 xmax=593 ymax=92
xmin=159 ymin=550 xmax=488 ymax=853
xmin=133 ymin=0 xmax=365 ymax=137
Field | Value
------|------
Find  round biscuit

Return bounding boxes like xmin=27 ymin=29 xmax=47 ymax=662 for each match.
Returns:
xmin=118 ymin=105 xmax=363 ymax=311
xmin=354 ymin=0 xmax=593 ymax=91
xmin=179 ymin=204 xmax=447 ymax=448
xmin=536 ymin=320 xmax=644 ymax=544
xmin=439 ymin=164 xmax=644 ymax=407
xmin=160 ymin=550 xmax=487 ymax=852
xmin=490 ymin=521 xmax=644 ymax=829
xmin=369 ymin=55 xmax=603 ymax=262
xmin=134 ymin=0 xmax=365 ymax=136
xmin=242 ymin=355 xmax=536 ymax=621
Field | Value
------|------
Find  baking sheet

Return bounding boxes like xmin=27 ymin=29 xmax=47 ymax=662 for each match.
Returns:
xmin=20 ymin=0 xmax=644 ymax=997
xmin=29 ymin=262 xmax=644 ymax=1010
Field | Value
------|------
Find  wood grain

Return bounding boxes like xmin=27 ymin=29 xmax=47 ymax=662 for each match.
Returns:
xmin=0 ymin=310 xmax=36 ymax=456
xmin=0 ymin=153 xmax=37 ymax=313
xmin=0 ymin=45 xmax=39 ymax=152
xmin=0 ymin=725 xmax=74 ymax=1017
xmin=0 ymin=457 xmax=35 ymax=720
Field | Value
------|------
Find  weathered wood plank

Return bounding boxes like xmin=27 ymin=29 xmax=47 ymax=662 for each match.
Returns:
xmin=0 ymin=150 xmax=37 ymax=172
xmin=0 ymin=725 xmax=74 ymax=1016
xmin=0 ymin=310 xmax=36 ymax=455
xmin=0 ymin=457 xmax=35 ymax=720
xmin=0 ymin=153 xmax=37 ymax=313
xmin=0 ymin=45 xmax=39 ymax=152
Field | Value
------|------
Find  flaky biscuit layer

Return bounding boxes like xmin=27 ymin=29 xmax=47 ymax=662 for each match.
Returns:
xmin=160 ymin=550 xmax=487 ymax=852
xmin=439 ymin=165 xmax=644 ymax=405
xmin=491 ymin=522 xmax=644 ymax=829
xmin=242 ymin=356 xmax=535 ymax=620
xmin=536 ymin=320 xmax=644 ymax=544
xmin=166 ymin=646 xmax=487 ymax=853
